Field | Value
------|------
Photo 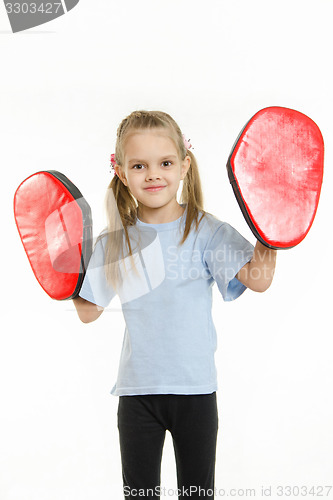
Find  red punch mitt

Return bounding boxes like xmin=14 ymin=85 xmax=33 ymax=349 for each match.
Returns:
xmin=226 ymin=106 xmax=324 ymax=249
xmin=14 ymin=171 xmax=92 ymax=300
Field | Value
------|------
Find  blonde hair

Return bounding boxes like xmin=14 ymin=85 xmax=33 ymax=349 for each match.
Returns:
xmin=103 ymin=110 xmax=207 ymax=291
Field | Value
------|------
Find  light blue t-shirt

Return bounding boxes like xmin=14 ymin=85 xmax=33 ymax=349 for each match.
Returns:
xmin=79 ymin=206 xmax=254 ymax=396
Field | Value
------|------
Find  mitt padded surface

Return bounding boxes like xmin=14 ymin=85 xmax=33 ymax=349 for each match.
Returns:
xmin=227 ymin=107 xmax=324 ymax=248
xmin=14 ymin=171 xmax=91 ymax=300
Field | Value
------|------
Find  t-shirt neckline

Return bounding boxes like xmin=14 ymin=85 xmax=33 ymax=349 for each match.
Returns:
xmin=136 ymin=204 xmax=187 ymax=231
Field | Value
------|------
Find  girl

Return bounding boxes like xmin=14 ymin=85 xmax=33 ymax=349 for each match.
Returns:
xmin=73 ymin=110 xmax=276 ymax=499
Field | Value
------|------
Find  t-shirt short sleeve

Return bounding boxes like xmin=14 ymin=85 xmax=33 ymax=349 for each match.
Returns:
xmin=79 ymin=234 xmax=116 ymax=308
xmin=204 ymin=222 xmax=254 ymax=302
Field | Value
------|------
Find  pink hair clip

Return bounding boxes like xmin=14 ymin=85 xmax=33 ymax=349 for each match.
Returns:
xmin=182 ymin=134 xmax=193 ymax=151
xmin=110 ymin=153 xmax=118 ymax=176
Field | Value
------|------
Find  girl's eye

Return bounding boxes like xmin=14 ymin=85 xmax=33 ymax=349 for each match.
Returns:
xmin=132 ymin=161 xmax=172 ymax=169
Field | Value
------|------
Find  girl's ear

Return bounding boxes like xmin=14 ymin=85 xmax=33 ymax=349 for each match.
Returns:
xmin=115 ymin=165 xmax=128 ymax=186
xmin=180 ymin=155 xmax=191 ymax=180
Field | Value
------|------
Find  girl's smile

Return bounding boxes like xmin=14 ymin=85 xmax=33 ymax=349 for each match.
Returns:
xmin=144 ymin=185 xmax=166 ymax=192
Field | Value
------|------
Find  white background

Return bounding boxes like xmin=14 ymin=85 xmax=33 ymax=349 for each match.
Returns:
xmin=1 ymin=1 xmax=332 ymax=498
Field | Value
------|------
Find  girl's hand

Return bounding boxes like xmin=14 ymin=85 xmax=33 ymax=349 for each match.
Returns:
xmin=73 ymin=296 xmax=104 ymax=323
xmin=236 ymin=241 xmax=277 ymax=293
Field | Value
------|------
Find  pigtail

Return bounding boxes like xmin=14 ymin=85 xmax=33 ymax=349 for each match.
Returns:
xmin=179 ymin=149 xmax=205 ymax=244
xmin=103 ymin=175 xmax=139 ymax=292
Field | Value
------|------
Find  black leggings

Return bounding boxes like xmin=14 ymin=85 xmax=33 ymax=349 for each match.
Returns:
xmin=117 ymin=392 xmax=218 ymax=499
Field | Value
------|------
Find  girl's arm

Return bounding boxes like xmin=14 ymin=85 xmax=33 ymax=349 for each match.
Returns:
xmin=72 ymin=296 xmax=104 ymax=323
xmin=236 ymin=241 xmax=277 ymax=293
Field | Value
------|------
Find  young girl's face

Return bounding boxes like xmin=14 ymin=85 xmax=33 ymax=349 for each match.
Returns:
xmin=116 ymin=128 xmax=190 ymax=215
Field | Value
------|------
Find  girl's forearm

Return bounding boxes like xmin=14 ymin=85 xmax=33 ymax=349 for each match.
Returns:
xmin=236 ymin=241 xmax=277 ymax=292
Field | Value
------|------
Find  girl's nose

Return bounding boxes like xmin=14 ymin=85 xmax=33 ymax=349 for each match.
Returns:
xmin=146 ymin=168 xmax=161 ymax=181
